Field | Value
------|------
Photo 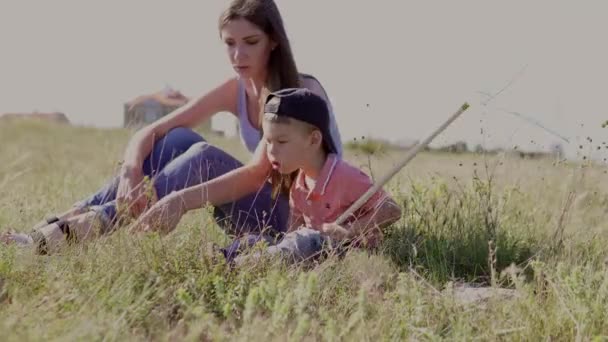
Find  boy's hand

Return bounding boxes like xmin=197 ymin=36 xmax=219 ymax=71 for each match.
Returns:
xmin=321 ymin=223 xmax=350 ymax=241
xmin=129 ymin=192 xmax=186 ymax=234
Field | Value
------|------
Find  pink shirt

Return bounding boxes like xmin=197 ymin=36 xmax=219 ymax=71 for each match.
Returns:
xmin=289 ymin=154 xmax=390 ymax=231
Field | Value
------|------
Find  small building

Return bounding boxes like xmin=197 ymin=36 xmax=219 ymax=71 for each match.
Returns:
xmin=123 ymin=100 xmax=179 ymax=129
xmin=123 ymin=86 xmax=211 ymax=131
xmin=124 ymin=86 xmax=244 ymax=137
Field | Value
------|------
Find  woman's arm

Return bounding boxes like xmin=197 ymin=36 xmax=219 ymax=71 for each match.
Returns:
xmin=117 ymin=78 xmax=238 ymax=217
xmin=122 ymin=78 xmax=238 ymax=170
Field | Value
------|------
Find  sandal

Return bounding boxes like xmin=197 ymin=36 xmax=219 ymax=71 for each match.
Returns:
xmin=30 ymin=216 xmax=75 ymax=254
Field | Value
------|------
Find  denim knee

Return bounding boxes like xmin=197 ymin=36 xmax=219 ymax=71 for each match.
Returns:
xmin=144 ymin=127 xmax=205 ymax=176
xmin=151 ymin=141 xmax=235 ymax=198
xmin=164 ymin=127 xmax=205 ymax=145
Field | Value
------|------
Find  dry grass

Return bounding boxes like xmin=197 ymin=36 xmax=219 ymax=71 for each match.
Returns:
xmin=1 ymin=119 xmax=608 ymax=340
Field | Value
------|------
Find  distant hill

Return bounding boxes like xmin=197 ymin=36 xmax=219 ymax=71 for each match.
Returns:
xmin=1 ymin=112 xmax=70 ymax=124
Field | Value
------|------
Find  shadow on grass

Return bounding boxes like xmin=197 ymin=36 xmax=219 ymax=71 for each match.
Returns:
xmin=381 ymin=178 xmax=542 ymax=284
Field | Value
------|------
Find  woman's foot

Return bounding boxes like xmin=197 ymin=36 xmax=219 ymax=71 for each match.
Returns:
xmin=1 ymin=210 xmax=105 ymax=254
xmin=39 ymin=211 xmax=106 ymax=250
xmin=0 ymin=230 xmax=34 ymax=247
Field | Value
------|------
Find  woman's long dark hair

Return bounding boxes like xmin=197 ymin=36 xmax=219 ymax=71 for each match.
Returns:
xmin=219 ymin=0 xmax=301 ymax=198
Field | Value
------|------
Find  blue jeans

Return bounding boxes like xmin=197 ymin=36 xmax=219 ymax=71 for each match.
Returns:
xmin=75 ymin=127 xmax=290 ymax=237
xmin=222 ymin=228 xmax=349 ymax=265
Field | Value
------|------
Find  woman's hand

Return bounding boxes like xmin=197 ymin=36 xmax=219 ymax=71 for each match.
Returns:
xmin=116 ymin=164 xmax=149 ymax=218
xmin=129 ymin=192 xmax=186 ymax=234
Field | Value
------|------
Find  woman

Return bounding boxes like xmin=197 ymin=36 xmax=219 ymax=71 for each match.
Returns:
xmin=2 ymin=0 xmax=343 ymax=252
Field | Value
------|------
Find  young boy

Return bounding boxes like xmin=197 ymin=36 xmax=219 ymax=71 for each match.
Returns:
xmin=224 ymin=87 xmax=402 ymax=265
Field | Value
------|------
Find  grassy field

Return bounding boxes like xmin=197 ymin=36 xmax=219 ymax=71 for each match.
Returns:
xmin=1 ymin=119 xmax=607 ymax=341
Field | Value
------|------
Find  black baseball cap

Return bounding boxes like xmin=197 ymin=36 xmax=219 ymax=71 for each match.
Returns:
xmin=264 ymin=88 xmax=338 ymax=154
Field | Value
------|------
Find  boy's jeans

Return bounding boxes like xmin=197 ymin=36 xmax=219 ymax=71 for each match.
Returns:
xmin=223 ymin=228 xmax=347 ymax=264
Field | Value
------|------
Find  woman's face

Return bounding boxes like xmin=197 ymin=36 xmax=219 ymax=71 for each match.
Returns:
xmin=221 ymin=18 xmax=276 ymax=79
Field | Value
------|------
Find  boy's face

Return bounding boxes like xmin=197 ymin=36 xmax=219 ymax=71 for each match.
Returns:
xmin=262 ymin=118 xmax=317 ymax=175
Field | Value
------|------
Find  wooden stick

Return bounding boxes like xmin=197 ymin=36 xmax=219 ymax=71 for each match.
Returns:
xmin=334 ymin=102 xmax=470 ymax=226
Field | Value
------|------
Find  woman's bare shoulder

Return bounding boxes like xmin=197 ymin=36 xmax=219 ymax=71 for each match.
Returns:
xmin=195 ymin=76 xmax=240 ymax=115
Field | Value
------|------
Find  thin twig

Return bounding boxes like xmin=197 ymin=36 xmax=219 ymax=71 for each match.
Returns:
xmin=479 ymin=64 xmax=529 ymax=106
xmin=408 ymin=267 xmax=442 ymax=296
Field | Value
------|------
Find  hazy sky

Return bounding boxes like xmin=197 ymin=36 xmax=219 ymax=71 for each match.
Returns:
xmin=1 ymin=0 xmax=606 ymax=160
